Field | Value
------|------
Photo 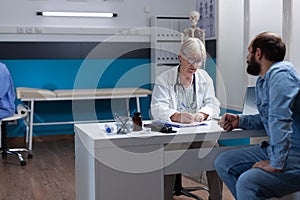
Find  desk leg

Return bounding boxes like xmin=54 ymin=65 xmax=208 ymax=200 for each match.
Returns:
xmin=95 ymin=158 xmax=163 ymax=200
xmin=75 ymin=133 xmax=164 ymax=200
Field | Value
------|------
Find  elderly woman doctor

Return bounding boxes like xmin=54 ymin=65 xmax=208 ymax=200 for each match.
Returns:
xmin=151 ymin=37 xmax=220 ymax=123
xmin=150 ymin=37 xmax=222 ymax=200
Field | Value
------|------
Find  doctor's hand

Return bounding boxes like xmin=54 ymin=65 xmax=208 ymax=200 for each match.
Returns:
xmin=171 ymin=112 xmax=194 ymax=124
xmin=218 ymin=113 xmax=239 ymax=131
xmin=194 ymin=112 xmax=208 ymax=122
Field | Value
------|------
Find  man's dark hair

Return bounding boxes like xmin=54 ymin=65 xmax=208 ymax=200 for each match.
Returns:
xmin=251 ymin=32 xmax=286 ymax=62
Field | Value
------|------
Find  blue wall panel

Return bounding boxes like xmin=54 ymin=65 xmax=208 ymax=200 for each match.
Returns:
xmin=3 ymin=58 xmax=151 ymax=137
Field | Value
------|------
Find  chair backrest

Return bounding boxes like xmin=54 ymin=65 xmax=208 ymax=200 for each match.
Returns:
xmin=242 ymin=86 xmax=258 ymax=115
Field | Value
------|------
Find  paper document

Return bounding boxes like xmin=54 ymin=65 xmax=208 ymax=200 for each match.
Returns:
xmin=153 ymin=120 xmax=207 ymax=128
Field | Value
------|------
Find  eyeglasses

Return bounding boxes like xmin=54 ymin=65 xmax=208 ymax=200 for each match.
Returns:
xmin=182 ymin=54 xmax=202 ymax=65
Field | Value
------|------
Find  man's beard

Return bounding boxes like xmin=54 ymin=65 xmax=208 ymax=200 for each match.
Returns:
xmin=247 ymin=56 xmax=261 ymax=76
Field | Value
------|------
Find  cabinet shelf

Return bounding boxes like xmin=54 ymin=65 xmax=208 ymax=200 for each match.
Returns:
xmin=150 ymin=16 xmax=190 ymax=86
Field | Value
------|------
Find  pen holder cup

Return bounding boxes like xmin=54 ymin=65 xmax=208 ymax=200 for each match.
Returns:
xmin=115 ymin=116 xmax=132 ymax=134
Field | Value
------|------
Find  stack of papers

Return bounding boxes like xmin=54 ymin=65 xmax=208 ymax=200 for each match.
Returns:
xmin=153 ymin=121 xmax=207 ymax=128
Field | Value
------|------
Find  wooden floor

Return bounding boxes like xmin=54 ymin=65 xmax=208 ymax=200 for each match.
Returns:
xmin=0 ymin=136 xmax=235 ymax=200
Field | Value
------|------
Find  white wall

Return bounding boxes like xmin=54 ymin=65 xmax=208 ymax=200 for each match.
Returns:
xmin=0 ymin=0 xmax=195 ymax=41
xmin=0 ymin=0 xmax=196 ymax=27
xmin=287 ymin=0 xmax=300 ymax=73
xmin=216 ymin=0 xmax=245 ymax=111
xmin=216 ymin=0 xmax=297 ymax=111
xmin=245 ymin=0 xmax=283 ymax=86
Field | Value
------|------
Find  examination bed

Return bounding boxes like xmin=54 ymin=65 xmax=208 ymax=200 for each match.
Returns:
xmin=16 ymin=87 xmax=152 ymax=150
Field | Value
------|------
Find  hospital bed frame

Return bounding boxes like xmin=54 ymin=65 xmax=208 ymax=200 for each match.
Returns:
xmin=16 ymin=87 xmax=152 ymax=150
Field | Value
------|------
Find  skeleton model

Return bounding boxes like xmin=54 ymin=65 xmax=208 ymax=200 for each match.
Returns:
xmin=184 ymin=10 xmax=206 ymax=45
xmin=183 ymin=11 xmax=206 ymax=69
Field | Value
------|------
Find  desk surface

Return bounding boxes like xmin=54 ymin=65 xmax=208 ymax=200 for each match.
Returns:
xmin=74 ymin=120 xmax=267 ymax=148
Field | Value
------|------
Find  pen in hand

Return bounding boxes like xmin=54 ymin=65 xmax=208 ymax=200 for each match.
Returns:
xmin=212 ymin=116 xmax=221 ymax=121
xmin=181 ymin=103 xmax=187 ymax=110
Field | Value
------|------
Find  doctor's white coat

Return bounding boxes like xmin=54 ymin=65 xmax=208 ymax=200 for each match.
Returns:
xmin=150 ymin=66 xmax=220 ymax=121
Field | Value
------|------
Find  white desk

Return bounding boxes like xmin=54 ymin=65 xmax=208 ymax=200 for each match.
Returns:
xmin=16 ymin=87 xmax=152 ymax=150
xmin=74 ymin=120 xmax=267 ymax=200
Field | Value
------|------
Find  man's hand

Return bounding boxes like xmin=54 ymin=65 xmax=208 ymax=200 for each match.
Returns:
xmin=171 ymin=112 xmax=194 ymax=124
xmin=252 ymin=160 xmax=283 ymax=173
xmin=218 ymin=113 xmax=239 ymax=131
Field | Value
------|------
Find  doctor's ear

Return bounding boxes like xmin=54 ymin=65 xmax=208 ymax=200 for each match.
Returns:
xmin=178 ymin=55 xmax=182 ymax=62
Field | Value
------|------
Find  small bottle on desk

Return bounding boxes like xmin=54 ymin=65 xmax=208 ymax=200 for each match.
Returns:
xmin=132 ymin=112 xmax=142 ymax=131
xmin=105 ymin=124 xmax=114 ymax=133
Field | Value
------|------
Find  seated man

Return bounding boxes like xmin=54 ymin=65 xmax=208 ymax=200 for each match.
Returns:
xmin=216 ymin=32 xmax=300 ymax=199
xmin=151 ymin=38 xmax=222 ymax=200
xmin=0 ymin=62 xmax=15 ymax=120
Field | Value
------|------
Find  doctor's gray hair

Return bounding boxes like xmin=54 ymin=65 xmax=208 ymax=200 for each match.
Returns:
xmin=180 ymin=37 xmax=207 ymax=68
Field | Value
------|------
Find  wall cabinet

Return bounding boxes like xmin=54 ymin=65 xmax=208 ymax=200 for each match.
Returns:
xmin=150 ymin=16 xmax=190 ymax=84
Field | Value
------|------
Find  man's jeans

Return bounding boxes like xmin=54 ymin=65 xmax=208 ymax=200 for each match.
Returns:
xmin=215 ymin=144 xmax=300 ymax=200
